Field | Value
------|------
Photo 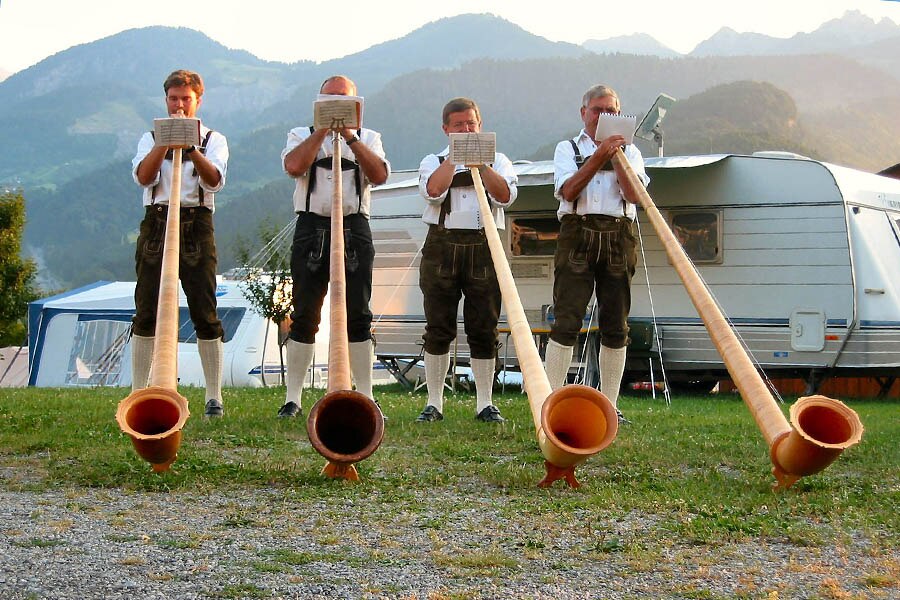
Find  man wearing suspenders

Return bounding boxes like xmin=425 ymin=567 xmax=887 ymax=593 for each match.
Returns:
xmin=415 ymin=98 xmax=518 ymax=423
xmin=277 ymin=75 xmax=390 ymax=418
xmin=131 ymin=69 xmax=229 ymax=417
xmin=544 ymin=84 xmax=649 ymax=423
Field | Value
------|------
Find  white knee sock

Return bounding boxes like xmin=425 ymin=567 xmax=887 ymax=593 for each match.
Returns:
xmin=544 ymin=339 xmax=574 ymax=391
xmin=197 ymin=338 xmax=224 ymax=403
xmin=599 ymin=345 xmax=627 ymax=407
xmin=424 ymin=351 xmax=450 ymax=413
xmin=285 ymin=339 xmax=316 ymax=409
xmin=471 ymin=357 xmax=496 ymax=414
xmin=130 ymin=334 xmax=154 ymax=392
xmin=349 ymin=340 xmax=374 ymax=399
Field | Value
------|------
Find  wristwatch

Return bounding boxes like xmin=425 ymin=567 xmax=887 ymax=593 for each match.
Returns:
xmin=184 ymin=145 xmax=196 ymax=155
xmin=347 ymin=135 xmax=360 ymax=146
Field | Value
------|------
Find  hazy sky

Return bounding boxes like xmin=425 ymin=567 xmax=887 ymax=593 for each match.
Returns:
xmin=1 ymin=0 xmax=899 ymax=74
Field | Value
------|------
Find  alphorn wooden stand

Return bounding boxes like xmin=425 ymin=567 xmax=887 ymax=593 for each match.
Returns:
xmin=306 ymin=132 xmax=384 ymax=481
xmin=116 ymin=146 xmax=191 ymax=472
xmin=471 ymin=168 xmax=618 ymax=488
xmin=610 ymin=149 xmax=863 ymax=490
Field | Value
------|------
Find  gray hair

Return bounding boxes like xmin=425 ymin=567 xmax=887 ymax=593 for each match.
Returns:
xmin=582 ymin=84 xmax=620 ymax=109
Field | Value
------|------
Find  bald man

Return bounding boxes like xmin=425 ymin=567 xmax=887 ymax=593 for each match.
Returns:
xmin=277 ymin=75 xmax=391 ymax=418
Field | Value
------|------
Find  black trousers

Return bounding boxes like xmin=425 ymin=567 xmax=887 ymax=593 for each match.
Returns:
xmin=133 ymin=205 xmax=223 ymax=340
xmin=419 ymin=226 xmax=501 ymax=359
xmin=288 ymin=212 xmax=374 ymax=344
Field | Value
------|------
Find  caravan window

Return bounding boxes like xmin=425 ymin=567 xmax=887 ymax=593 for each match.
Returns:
xmin=508 ymin=215 xmax=560 ymax=257
xmin=668 ymin=210 xmax=723 ymax=263
xmin=65 ymin=317 xmax=131 ymax=386
xmin=177 ymin=307 xmax=246 ymax=343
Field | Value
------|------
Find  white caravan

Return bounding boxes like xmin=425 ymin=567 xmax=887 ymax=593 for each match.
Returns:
xmin=367 ymin=153 xmax=900 ymax=392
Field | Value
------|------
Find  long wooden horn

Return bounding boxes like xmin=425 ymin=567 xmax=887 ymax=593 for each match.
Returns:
xmin=306 ymin=131 xmax=384 ymax=481
xmin=116 ymin=143 xmax=191 ymax=472
xmin=610 ymin=149 xmax=863 ymax=490
xmin=471 ymin=168 xmax=618 ymax=489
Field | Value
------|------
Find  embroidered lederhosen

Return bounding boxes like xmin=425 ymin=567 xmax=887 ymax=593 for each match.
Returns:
xmin=134 ymin=128 xmax=222 ymax=340
xmin=287 ymin=127 xmax=374 ymax=344
xmin=420 ymin=155 xmax=500 ymax=358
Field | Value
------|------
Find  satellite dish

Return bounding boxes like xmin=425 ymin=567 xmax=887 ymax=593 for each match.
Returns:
xmin=634 ymin=93 xmax=676 ymax=157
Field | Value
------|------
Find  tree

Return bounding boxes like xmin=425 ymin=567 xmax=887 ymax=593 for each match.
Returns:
xmin=0 ymin=190 xmax=39 ymax=346
xmin=235 ymin=220 xmax=294 ymax=386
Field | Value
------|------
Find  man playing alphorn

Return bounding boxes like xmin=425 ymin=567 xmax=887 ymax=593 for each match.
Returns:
xmin=131 ymin=69 xmax=230 ymax=417
xmin=277 ymin=75 xmax=390 ymax=417
xmin=415 ymin=97 xmax=518 ymax=423
xmin=543 ymin=84 xmax=648 ymax=422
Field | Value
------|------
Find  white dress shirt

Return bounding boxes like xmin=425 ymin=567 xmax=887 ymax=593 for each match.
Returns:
xmin=553 ymin=129 xmax=649 ymax=221
xmin=282 ymin=126 xmax=390 ymax=218
xmin=418 ymin=148 xmax=518 ymax=229
xmin=132 ymin=125 xmax=228 ymax=212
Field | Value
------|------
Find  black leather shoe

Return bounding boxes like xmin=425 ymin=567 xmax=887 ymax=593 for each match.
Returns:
xmin=415 ymin=405 xmax=443 ymax=422
xmin=476 ymin=405 xmax=505 ymax=423
xmin=277 ymin=401 xmax=301 ymax=418
xmin=204 ymin=399 xmax=224 ymax=418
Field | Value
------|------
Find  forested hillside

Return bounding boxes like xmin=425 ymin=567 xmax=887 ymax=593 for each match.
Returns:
xmin=6 ymin=12 xmax=900 ymax=289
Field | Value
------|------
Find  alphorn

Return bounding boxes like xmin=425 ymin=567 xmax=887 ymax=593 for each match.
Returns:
xmin=306 ymin=131 xmax=384 ymax=481
xmin=116 ymin=141 xmax=191 ymax=472
xmin=610 ymin=149 xmax=863 ymax=490
xmin=471 ymin=168 xmax=618 ymax=488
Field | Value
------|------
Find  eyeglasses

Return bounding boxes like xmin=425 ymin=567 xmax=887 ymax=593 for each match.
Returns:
xmin=586 ymin=106 xmax=619 ymax=116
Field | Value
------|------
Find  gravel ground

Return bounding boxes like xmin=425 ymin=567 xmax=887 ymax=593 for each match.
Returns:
xmin=0 ymin=485 xmax=896 ymax=600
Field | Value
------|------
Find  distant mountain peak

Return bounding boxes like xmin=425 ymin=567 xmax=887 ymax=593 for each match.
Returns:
xmin=339 ymin=12 xmax=586 ymax=61
xmin=691 ymin=9 xmax=900 ymax=56
xmin=320 ymin=11 xmax=586 ymax=87
xmin=582 ymin=33 xmax=681 ymax=57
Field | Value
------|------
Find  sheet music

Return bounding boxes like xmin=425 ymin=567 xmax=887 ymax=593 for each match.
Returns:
xmin=448 ymin=132 xmax=496 ymax=166
xmin=153 ymin=117 xmax=201 ymax=147
xmin=595 ymin=114 xmax=636 ymax=145
xmin=313 ymin=95 xmax=363 ymax=130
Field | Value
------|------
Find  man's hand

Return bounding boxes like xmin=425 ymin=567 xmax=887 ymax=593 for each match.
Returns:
xmin=594 ymin=134 xmax=626 ymax=164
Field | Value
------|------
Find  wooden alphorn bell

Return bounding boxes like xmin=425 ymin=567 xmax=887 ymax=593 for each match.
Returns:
xmin=610 ymin=149 xmax=863 ymax=490
xmin=470 ymin=167 xmax=618 ymax=489
xmin=116 ymin=121 xmax=192 ymax=472
xmin=306 ymin=131 xmax=384 ymax=481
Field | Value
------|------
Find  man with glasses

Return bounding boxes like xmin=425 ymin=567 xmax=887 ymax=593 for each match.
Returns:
xmin=543 ymin=84 xmax=648 ymax=422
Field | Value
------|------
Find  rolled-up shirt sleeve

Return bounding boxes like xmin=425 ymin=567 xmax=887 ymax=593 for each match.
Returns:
xmin=200 ymin=131 xmax=228 ymax=193
xmin=132 ymin=132 xmax=159 ymax=188
xmin=488 ymin=152 xmax=518 ymax=209
xmin=418 ymin=153 xmax=447 ymax=204
xmin=553 ymin=140 xmax=577 ymax=202
xmin=624 ymin=144 xmax=649 ymax=189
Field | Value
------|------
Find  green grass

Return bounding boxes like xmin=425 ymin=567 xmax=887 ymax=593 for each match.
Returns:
xmin=0 ymin=384 xmax=897 ymax=553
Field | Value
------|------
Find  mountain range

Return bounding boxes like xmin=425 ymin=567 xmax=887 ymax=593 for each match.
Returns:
xmin=583 ymin=9 xmax=900 ymax=57
xmin=4 ymin=10 xmax=900 ymax=290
